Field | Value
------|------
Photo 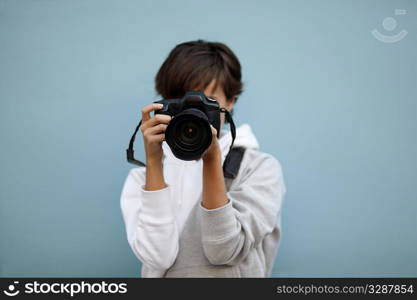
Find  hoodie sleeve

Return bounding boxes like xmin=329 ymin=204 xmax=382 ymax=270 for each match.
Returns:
xmin=199 ymin=151 xmax=286 ymax=266
xmin=120 ymin=168 xmax=179 ymax=270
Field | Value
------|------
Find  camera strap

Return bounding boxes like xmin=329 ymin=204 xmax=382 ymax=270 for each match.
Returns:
xmin=219 ymin=107 xmax=236 ymax=156
xmin=126 ymin=108 xmax=237 ymax=169
xmin=126 ymin=120 xmax=145 ymax=167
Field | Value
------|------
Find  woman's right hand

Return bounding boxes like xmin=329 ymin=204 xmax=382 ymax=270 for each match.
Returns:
xmin=140 ymin=103 xmax=172 ymax=165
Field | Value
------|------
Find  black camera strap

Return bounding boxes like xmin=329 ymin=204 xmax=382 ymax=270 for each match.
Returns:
xmin=126 ymin=120 xmax=145 ymax=167
xmin=220 ymin=107 xmax=237 ymax=158
xmin=126 ymin=108 xmax=237 ymax=169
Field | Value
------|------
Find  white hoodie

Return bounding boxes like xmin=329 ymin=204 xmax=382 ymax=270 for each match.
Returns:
xmin=120 ymin=123 xmax=279 ymax=277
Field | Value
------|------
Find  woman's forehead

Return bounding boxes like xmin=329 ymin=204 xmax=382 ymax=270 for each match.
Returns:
xmin=202 ymin=79 xmax=225 ymax=98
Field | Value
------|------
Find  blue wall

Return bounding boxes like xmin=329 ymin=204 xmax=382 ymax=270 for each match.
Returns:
xmin=1 ymin=0 xmax=416 ymax=277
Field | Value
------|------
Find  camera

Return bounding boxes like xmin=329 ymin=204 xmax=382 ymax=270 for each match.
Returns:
xmin=153 ymin=90 xmax=222 ymax=161
xmin=126 ymin=90 xmax=237 ymax=167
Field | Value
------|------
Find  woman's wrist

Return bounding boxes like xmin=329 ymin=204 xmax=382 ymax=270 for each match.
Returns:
xmin=202 ymin=141 xmax=221 ymax=163
xmin=146 ymin=154 xmax=162 ymax=166
xmin=202 ymin=149 xmax=228 ymax=210
xmin=145 ymin=157 xmax=166 ymax=191
xmin=202 ymin=151 xmax=221 ymax=164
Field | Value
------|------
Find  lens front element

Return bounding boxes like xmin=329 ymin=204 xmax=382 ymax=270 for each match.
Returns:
xmin=164 ymin=108 xmax=212 ymax=161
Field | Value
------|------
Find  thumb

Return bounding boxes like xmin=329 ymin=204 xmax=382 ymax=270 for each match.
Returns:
xmin=210 ymin=124 xmax=217 ymax=137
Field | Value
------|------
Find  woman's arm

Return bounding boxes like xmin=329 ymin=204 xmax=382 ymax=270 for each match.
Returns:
xmin=145 ymin=158 xmax=167 ymax=190
xmin=200 ymin=127 xmax=285 ymax=266
xmin=201 ymin=140 xmax=229 ymax=210
xmin=120 ymin=167 xmax=179 ymax=271
xmin=120 ymin=102 xmax=179 ymax=270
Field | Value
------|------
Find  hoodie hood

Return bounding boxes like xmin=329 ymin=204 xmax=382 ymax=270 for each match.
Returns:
xmin=162 ymin=123 xmax=259 ymax=166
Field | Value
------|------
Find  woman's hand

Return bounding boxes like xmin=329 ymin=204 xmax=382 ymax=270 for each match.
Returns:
xmin=201 ymin=125 xmax=221 ymax=162
xmin=140 ymin=103 xmax=172 ymax=165
xmin=201 ymin=124 xmax=229 ymax=210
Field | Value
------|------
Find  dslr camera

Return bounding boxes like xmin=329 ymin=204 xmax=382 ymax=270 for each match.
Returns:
xmin=153 ymin=90 xmax=221 ymax=161
xmin=127 ymin=90 xmax=236 ymax=166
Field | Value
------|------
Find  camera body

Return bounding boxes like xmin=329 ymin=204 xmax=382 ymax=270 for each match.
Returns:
xmin=153 ymin=90 xmax=222 ymax=161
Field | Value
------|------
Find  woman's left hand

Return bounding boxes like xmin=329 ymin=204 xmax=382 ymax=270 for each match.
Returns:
xmin=201 ymin=124 xmax=221 ymax=162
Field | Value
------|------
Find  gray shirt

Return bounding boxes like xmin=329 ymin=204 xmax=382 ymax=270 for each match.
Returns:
xmin=121 ymin=123 xmax=286 ymax=277
xmin=144 ymin=147 xmax=286 ymax=277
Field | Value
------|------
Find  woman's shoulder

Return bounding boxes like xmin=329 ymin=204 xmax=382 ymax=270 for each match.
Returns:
xmin=233 ymin=147 xmax=285 ymax=190
xmin=241 ymin=148 xmax=284 ymax=174
xmin=226 ymin=147 xmax=286 ymax=205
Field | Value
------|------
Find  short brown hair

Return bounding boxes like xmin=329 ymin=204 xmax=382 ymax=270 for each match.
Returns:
xmin=155 ymin=39 xmax=243 ymax=104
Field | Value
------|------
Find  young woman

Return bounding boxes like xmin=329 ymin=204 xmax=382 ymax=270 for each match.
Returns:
xmin=120 ymin=40 xmax=286 ymax=277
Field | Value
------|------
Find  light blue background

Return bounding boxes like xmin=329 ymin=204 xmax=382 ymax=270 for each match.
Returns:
xmin=1 ymin=0 xmax=416 ymax=277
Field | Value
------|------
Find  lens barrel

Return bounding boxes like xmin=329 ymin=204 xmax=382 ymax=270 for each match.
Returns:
xmin=165 ymin=108 xmax=212 ymax=161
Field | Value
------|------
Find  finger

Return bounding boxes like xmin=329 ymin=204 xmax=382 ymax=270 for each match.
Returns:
xmin=147 ymin=133 xmax=165 ymax=144
xmin=210 ymin=124 xmax=217 ymax=137
xmin=144 ymin=114 xmax=172 ymax=129
xmin=144 ymin=123 xmax=168 ymax=136
xmin=141 ymin=103 xmax=164 ymax=123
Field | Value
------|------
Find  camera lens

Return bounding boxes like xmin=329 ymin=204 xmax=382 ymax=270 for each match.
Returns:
xmin=164 ymin=108 xmax=212 ymax=161
xmin=175 ymin=117 xmax=207 ymax=150
xmin=178 ymin=120 xmax=202 ymax=146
